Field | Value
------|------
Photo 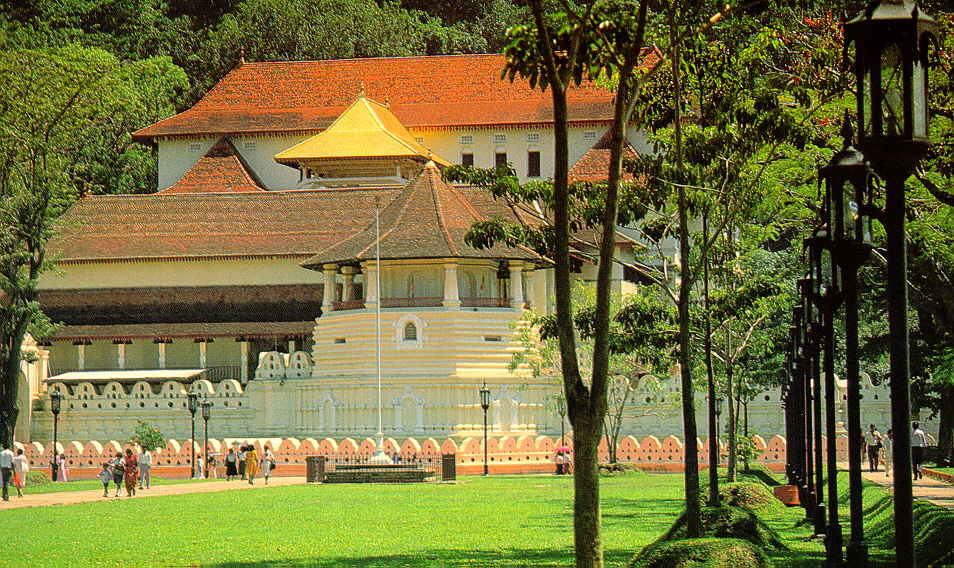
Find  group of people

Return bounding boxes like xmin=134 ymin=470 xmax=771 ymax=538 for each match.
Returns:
xmin=97 ymin=447 xmax=153 ymax=498
xmin=222 ymin=444 xmax=276 ymax=484
xmin=0 ymin=446 xmax=31 ymax=500
xmin=863 ymin=422 xmax=933 ymax=479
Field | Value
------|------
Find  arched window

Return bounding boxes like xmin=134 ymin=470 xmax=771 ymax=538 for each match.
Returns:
xmin=403 ymin=322 xmax=418 ymax=341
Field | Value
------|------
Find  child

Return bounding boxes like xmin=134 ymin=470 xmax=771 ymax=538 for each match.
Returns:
xmin=97 ymin=463 xmax=112 ymax=497
xmin=110 ymin=453 xmax=125 ymax=497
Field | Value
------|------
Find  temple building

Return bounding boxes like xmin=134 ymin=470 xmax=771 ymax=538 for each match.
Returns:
xmin=21 ymin=53 xmax=897 ymax=445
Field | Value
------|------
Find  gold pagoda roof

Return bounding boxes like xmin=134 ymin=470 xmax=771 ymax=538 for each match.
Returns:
xmin=274 ymin=96 xmax=450 ymax=166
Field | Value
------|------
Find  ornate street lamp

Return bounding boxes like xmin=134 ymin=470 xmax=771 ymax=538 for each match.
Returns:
xmin=801 ymin=266 xmax=827 ymax=537
xmin=714 ymin=397 xmax=724 ymax=476
xmin=845 ymin=4 xmax=938 ymax=565
xmin=187 ymin=391 xmax=199 ymax=479
xmin=201 ymin=401 xmax=212 ymax=479
xmin=49 ymin=390 xmax=62 ymax=482
xmin=479 ymin=383 xmax=491 ymax=476
xmin=808 ymin=226 xmax=844 ymax=566
xmin=797 ymin=278 xmax=818 ymax=527
xmin=820 ymin=117 xmax=877 ymax=567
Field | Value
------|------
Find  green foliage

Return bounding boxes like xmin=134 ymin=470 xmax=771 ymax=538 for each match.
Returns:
xmin=25 ymin=470 xmax=52 ymax=487
xmin=659 ymin=505 xmax=786 ymax=552
xmin=717 ymin=482 xmax=779 ymax=512
xmin=129 ymin=421 xmax=165 ymax=452
xmin=629 ymin=537 xmax=770 ymax=568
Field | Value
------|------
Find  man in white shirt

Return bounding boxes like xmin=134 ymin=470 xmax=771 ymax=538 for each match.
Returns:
xmin=0 ymin=444 xmax=15 ymax=501
xmin=138 ymin=449 xmax=152 ymax=489
xmin=863 ymin=424 xmax=883 ymax=472
xmin=912 ymin=422 xmax=928 ymax=480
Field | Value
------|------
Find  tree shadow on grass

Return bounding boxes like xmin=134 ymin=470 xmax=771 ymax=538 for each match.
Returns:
xmin=205 ymin=547 xmax=633 ymax=567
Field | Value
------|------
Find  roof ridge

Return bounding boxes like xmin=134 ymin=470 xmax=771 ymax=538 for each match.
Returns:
xmin=426 ymin=165 xmax=460 ymax=257
xmin=239 ymin=54 xmax=504 ymax=66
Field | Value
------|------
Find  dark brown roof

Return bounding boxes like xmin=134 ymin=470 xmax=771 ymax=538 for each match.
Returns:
xmin=568 ymin=130 xmax=641 ymax=183
xmin=48 ymin=321 xmax=314 ymax=342
xmin=301 ymin=163 xmax=539 ymax=267
xmin=158 ymin=138 xmax=266 ymax=194
xmin=133 ymin=54 xmax=638 ymax=140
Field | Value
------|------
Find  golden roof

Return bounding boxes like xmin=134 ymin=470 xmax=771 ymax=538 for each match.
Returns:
xmin=274 ymin=96 xmax=450 ymax=166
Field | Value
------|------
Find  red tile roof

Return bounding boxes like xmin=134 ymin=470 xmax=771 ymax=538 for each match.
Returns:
xmin=568 ymin=130 xmax=641 ymax=183
xmin=133 ymin=54 xmax=634 ymax=140
xmin=157 ymin=138 xmax=266 ymax=194
xmin=302 ymin=162 xmax=540 ymax=267
xmin=48 ymin=321 xmax=314 ymax=342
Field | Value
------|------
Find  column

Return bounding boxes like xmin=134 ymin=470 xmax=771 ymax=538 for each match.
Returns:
xmin=363 ymin=261 xmax=378 ymax=309
xmin=117 ymin=343 xmax=126 ymax=370
xmin=158 ymin=342 xmax=167 ymax=369
xmin=288 ymin=339 xmax=296 ymax=353
xmin=199 ymin=341 xmax=207 ymax=368
xmin=509 ymin=261 xmax=525 ymax=309
xmin=321 ymin=264 xmax=337 ymax=312
xmin=341 ymin=266 xmax=356 ymax=302
xmin=240 ymin=340 xmax=249 ymax=382
xmin=77 ymin=344 xmax=86 ymax=371
xmin=442 ymin=261 xmax=461 ymax=309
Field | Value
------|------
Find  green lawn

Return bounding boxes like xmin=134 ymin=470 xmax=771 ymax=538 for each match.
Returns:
xmin=17 ymin=476 xmax=216 ymax=495
xmin=0 ymin=473 xmax=686 ymax=567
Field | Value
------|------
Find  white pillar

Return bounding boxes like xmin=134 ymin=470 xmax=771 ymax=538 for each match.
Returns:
xmin=322 ymin=264 xmax=337 ymax=312
xmin=240 ymin=341 xmax=249 ymax=382
xmin=117 ymin=343 xmax=126 ymax=370
xmin=509 ymin=261 xmax=525 ymax=309
xmin=158 ymin=342 xmax=167 ymax=369
xmin=77 ymin=344 xmax=86 ymax=371
xmin=442 ymin=261 xmax=461 ymax=309
xmin=288 ymin=339 xmax=296 ymax=353
xmin=363 ymin=261 xmax=378 ymax=308
xmin=341 ymin=266 xmax=356 ymax=302
xmin=199 ymin=341 xmax=207 ymax=368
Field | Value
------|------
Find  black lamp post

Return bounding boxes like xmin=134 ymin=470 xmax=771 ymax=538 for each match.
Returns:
xmin=808 ymin=226 xmax=845 ymax=567
xmin=187 ymin=392 xmax=198 ymax=479
xmin=797 ymin=279 xmax=818 ymax=527
xmin=201 ymin=401 xmax=211 ymax=479
xmin=802 ymin=266 xmax=827 ymax=537
xmin=714 ymin=397 xmax=723 ymax=473
xmin=49 ymin=390 xmax=62 ymax=482
xmin=820 ymin=117 xmax=877 ymax=567
xmin=791 ymin=305 xmax=807 ymax=495
xmin=845 ymin=4 xmax=937 ymax=565
xmin=479 ymin=383 xmax=491 ymax=476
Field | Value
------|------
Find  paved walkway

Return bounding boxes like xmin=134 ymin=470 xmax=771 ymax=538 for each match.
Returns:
xmin=0 ymin=476 xmax=308 ymax=511
xmin=861 ymin=470 xmax=954 ymax=509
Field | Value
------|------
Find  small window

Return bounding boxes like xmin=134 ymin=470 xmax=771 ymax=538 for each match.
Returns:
xmin=461 ymin=153 xmax=474 ymax=167
xmin=495 ymin=152 xmax=508 ymax=168
xmin=334 ymin=338 xmax=346 ymax=344
xmin=493 ymin=134 xmax=507 ymax=144
xmin=404 ymin=323 xmax=417 ymax=341
xmin=188 ymin=143 xmax=202 ymax=152
xmin=414 ymin=137 xmax=424 ymax=145
xmin=527 ymin=133 xmax=540 ymax=143
xmin=484 ymin=336 xmax=502 ymax=342
xmin=583 ymin=131 xmax=597 ymax=141
xmin=243 ymin=140 xmax=256 ymax=151
xmin=459 ymin=135 xmax=473 ymax=145
xmin=527 ymin=151 xmax=541 ymax=177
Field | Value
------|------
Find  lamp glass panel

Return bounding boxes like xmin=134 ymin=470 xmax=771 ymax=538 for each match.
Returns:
xmin=846 ymin=180 xmax=860 ymax=242
xmin=862 ymin=56 xmax=874 ymax=138
xmin=881 ymin=42 xmax=904 ymax=137
xmin=820 ymin=248 xmax=834 ymax=296
xmin=912 ymin=58 xmax=928 ymax=138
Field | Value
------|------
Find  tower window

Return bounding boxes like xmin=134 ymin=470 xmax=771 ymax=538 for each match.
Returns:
xmin=527 ymin=151 xmax=541 ymax=177
xmin=461 ymin=153 xmax=474 ymax=167
xmin=459 ymin=135 xmax=473 ymax=145
xmin=527 ymin=133 xmax=540 ymax=143
xmin=493 ymin=134 xmax=507 ymax=144
xmin=403 ymin=322 xmax=418 ymax=341
xmin=495 ymin=152 xmax=508 ymax=168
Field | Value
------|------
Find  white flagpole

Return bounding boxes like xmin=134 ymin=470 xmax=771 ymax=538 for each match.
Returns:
xmin=373 ymin=198 xmax=390 ymax=463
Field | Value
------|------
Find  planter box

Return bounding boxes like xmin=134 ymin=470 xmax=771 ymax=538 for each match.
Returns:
xmin=773 ymin=484 xmax=801 ymax=506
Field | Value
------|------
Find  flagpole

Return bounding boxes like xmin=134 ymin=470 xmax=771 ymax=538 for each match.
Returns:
xmin=373 ymin=198 xmax=390 ymax=463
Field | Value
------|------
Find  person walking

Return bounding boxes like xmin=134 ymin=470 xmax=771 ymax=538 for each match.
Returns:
xmin=138 ymin=447 xmax=152 ymax=489
xmin=863 ymin=424 xmax=883 ymax=472
xmin=261 ymin=448 xmax=274 ymax=485
xmin=912 ymin=422 xmax=928 ymax=480
xmin=12 ymin=449 xmax=29 ymax=498
xmin=208 ymin=453 xmax=217 ymax=479
xmin=55 ymin=453 xmax=68 ymax=482
xmin=0 ymin=444 xmax=14 ymax=501
xmin=882 ymin=429 xmax=894 ymax=478
xmin=225 ymin=448 xmax=238 ymax=481
xmin=195 ymin=452 xmax=204 ymax=479
xmin=245 ymin=445 xmax=260 ymax=485
xmin=123 ymin=448 xmax=138 ymax=497
xmin=110 ymin=453 xmax=125 ymax=497
xmin=97 ymin=463 xmax=112 ymax=497
xmin=239 ymin=445 xmax=247 ymax=480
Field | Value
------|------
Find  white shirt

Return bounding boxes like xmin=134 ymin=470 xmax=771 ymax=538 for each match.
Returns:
xmin=12 ymin=455 xmax=28 ymax=473
xmin=0 ymin=449 xmax=13 ymax=468
xmin=863 ymin=430 xmax=882 ymax=446
xmin=912 ymin=428 xmax=928 ymax=447
xmin=139 ymin=451 xmax=152 ymax=466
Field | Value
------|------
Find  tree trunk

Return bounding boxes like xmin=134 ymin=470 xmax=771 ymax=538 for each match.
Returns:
xmin=1 ymin=310 xmax=30 ymax=448
xmin=573 ymin=418 xmax=603 ymax=568
xmin=727 ymin=354 xmax=737 ymax=482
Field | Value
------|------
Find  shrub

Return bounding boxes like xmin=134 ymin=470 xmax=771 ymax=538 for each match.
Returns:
xmin=719 ymin=482 xmax=780 ymax=512
xmin=129 ymin=421 xmax=165 ymax=452
xmin=26 ymin=470 xmax=52 ymax=486
xmin=599 ymin=463 xmax=646 ymax=476
xmin=629 ymin=537 xmax=770 ymax=568
xmin=660 ymin=505 xmax=786 ymax=552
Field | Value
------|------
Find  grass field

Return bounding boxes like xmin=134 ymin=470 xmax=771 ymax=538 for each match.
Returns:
xmin=15 ymin=476 xmax=215 ymax=495
xmin=0 ymin=473 xmax=687 ymax=567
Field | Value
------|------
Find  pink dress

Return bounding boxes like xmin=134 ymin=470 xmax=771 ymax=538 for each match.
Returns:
xmin=56 ymin=456 xmax=68 ymax=482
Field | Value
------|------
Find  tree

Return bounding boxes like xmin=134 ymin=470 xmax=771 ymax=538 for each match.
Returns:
xmin=0 ymin=46 xmax=185 ymax=446
xmin=129 ymin=421 xmax=165 ymax=452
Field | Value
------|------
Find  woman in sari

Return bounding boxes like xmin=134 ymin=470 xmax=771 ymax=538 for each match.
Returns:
xmin=55 ymin=454 xmax=68 ymax=482
xmin=123 ymin=448 xmax=138 ymax=497
xmin=245 ymin=445 xmax=259 ymax=485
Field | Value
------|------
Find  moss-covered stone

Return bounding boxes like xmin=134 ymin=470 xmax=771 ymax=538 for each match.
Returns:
xmin=629 ymin=537 xmax=771 ymax=568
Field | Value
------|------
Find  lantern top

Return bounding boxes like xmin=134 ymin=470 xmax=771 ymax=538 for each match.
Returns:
xmin=846 ymin=0 xmax=936 ymax=31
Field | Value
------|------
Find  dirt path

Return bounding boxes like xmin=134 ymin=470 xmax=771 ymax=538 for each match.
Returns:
xmin=0 ymin=476 xmax=308 ymax=511
xmin=861 ymin=470 xmax=954 ymax=509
